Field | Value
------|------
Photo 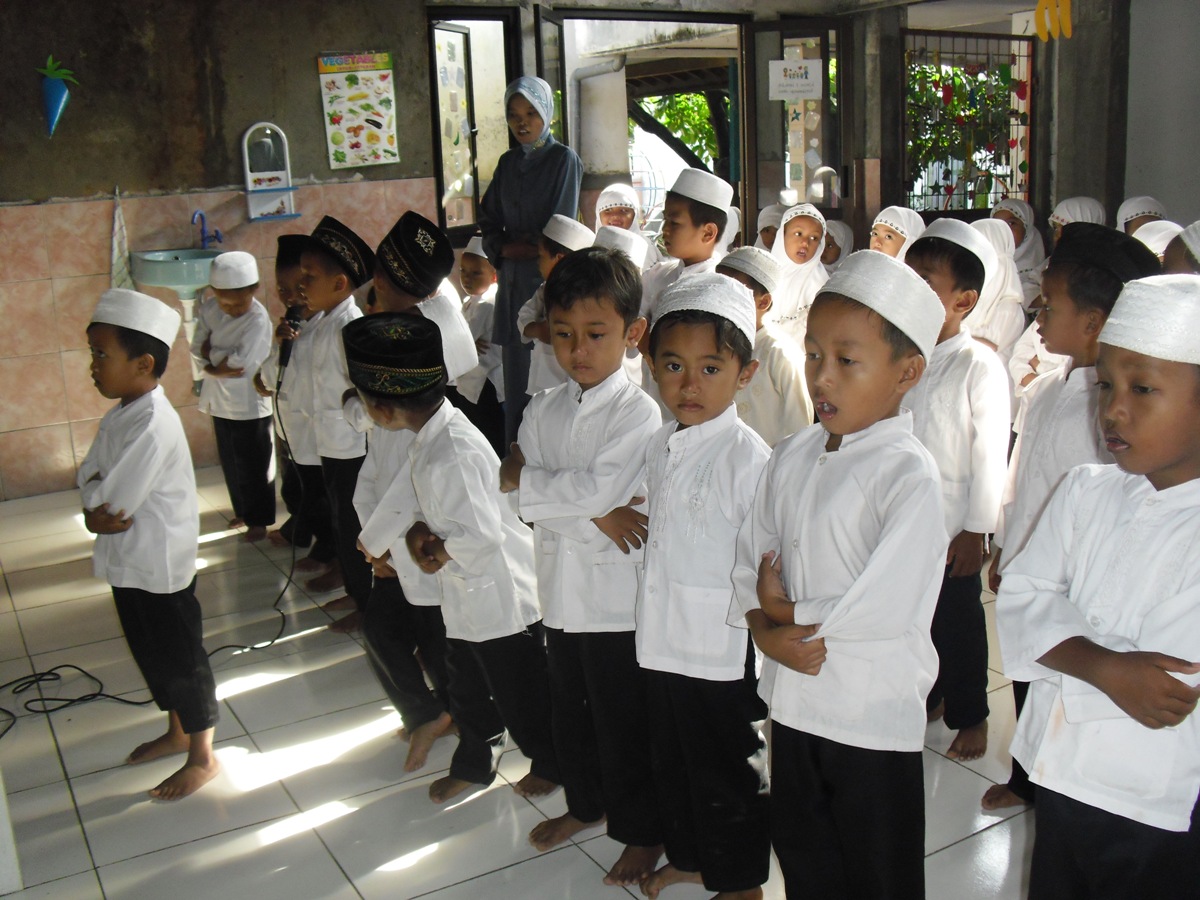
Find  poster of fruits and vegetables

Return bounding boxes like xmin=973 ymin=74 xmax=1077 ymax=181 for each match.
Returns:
xmin=317 ymin=51 xmax=398 ymax=170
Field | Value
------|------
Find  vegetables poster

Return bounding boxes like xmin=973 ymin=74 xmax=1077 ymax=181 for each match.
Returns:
xmin=317 ymin=51 xmax=398 ymax=169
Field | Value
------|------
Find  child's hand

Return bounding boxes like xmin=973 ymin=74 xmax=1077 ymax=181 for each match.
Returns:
xmin=592 ymin=497 xmax=648 ymax=554
xmin=405 ymin=521 xmax=448 ymax=573
xmin=499 ymin=443 xmax=525 ymax=493
xmin=757 ymin=550 xmax=794 ymax=625
xmin=987 ymin=549 xmax=1003 ymax=594
xmin=475 ymin=336 xmax=491 ymax=355
xmin=200 ymin=337 xmax=212 ymax=361
xmin=372 ymin=549 xmax=397 ymax=579
xmin=947 ymin=530 xmax=985 ymax=578
xmin=253 ymin=372 xmax=274 ymax=398
xmin=276 ymin=318 xmax=301 ymax=342
xmin=523 ymin=321 xmax=552 ymax=345
xmin=206 ymin=360 xmax=246 ymax=379
xmin=1095 ymin=650 xmax=1200 ymax=729
xmin=83 ymin=503 xmax=133 ymax=535
xmin=747 ymin=611 xmax=825 ymax=675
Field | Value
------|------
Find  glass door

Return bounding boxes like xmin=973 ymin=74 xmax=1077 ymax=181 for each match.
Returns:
xmin=534 ymin=6 xmax=568 ymax=144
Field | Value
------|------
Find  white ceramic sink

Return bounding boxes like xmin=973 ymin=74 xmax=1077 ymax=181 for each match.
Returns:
xmin=130 ymin=248 xmax=223 ymax=298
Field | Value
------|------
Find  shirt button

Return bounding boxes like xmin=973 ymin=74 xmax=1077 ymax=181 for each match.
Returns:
xmin=648 ymin=586 xmax=656 ymax=594
xmin=652 ymin=541 xmax=658 ymax=549
xmin=1145 ymin=498 xmax=1158 ymax=506
xmin=818 ymin=456 xmax=826 ymax=465
xmin=792 ymin=539 xmax=799 ymax=549
xmin=1089 ymin=615 xmax=1102 ymax=628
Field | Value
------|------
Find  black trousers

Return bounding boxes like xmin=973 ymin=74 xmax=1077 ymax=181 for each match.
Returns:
xmin=926 ymin=567 xmax=990 ymax=730
xmin=1029 ymin=788 xmax=1200 ymax=900
xmin=277 ymin=444 xmax=309 ymax=546
xmin=213 ymin=415 xmax=276 ymax=527
xmin=1005 ymin=679 xmax=1034 ymax=801
xmin=544 ymin=627 xmax=662 ymax=847
xmin=112 ymin=578 xmax=219 ymax=734
xmin=320 ymin=454 xmax=372 ymax=609
xmin=282 ymin=460 xmax=337 ymax=562
xmin=447 ymin=382 xmax=506 ymax=460
xmin=771 ymin=724 xmax=925 ymax=900
xmin=362 ymin=576 xmax=448 ymax=731
xmin=645 ymin=660 xmax=770 ymax=892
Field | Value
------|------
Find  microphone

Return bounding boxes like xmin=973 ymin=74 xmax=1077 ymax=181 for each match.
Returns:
xmin=278 ymin=305 xmax=304 ymax=370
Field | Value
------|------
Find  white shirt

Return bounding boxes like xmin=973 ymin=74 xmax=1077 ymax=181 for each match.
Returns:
xmin=456 ymin=283 xmax=505 ymax=404
xmin=996 ymin=365 xmax=1110 ymax=561
xmin=259 ymin=310 xmax=324 ymax=466
xmin=516 ymin=284 xmax=567 ymax=396
xmin=306 ymin=296 xmax=367 ymax=459
xmin=636 ymin=406 xmax=770 ymax=680
xmin=906 ymin=327 xmax=1011 ymax=537
xmin=78 ymin=387 xmax=199 ymax=594
xmin=191 ymin=298 xmax=273 ymax=420
xmin=997 ymin=465 xmax=1200 ymax=832
xmin=1008 ymin=320 xmax=1069 ymax=419
xmin=735 ymin=324 xmax=813 ymax=448
xmin=517 ymin=368 xmax=662 ymax=631
xmin=409 ymin=402 xmax=540 ymax=641
xmin=730 ymin=414 xmax=947 ymax=751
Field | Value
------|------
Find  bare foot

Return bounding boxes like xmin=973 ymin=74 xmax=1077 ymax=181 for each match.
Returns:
xmin=305 ymin=565 xmax=344 ymax=593
xmin=927 ymin=699 xmax=945 ymax=723
xmin=267 ymin=529 xmax=291 ymax=548
xmin=429 ymin=775 xmax=478 ymax=804
xmin=326 ymin=610 xmax=363 ymax=633
xmin=403 ymin=712 xmax=454 ymax=772
xmin=243 ymin=526 xmax=267 ymax=543
xmin=320 ymin=595 xmax=357 ymax=612
xmin=714 ymin=891 xmax=764 ymax=900
xmin=947 ymin=719 xmax=988 ymax=761
xmin=640 ymin=863 xmax=702 ymax=899
xmin=228 ymin=517 xmax=246 ymax=529
xmin=529 ymin=812 xmax=604 ymax=852
xmin=127 ymin=731 xmax=189 ymax=765
xmin=149 ymin=757 xmax=220 ymax=801
xmin=514 ymin=772 xmax=558 ymax=798
xmin=981 ymin=783 xmax=1028 ymax=810
xmin=295 ymin=556 xmax=328 ymax=573
xmin=605 ymin=843 xmax=664 ymax=886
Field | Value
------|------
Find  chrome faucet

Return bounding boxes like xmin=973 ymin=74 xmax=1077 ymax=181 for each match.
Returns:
xmin=191 ymin=210 xmax=223 ymax=250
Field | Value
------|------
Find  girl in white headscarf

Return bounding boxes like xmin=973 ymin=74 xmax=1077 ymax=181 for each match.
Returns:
xmin=969 ymin=219 xmax=1028 ymax=365
xmin=1134 ymin=220 xmax=1183 ymax=261
xmin=991 ymin=198 xmax=1046 ymax=309
xmin=753 ymin=203 xmax=787 ymax=250
xmin=1047 ymin=196 xmax=1106 ymax=247
xmin=822 ymin=219 xmax=854 ymax=274
xmin=868 ymin=206 xmax=926 ymax=260
xmin=1115 ymin=195 xmax=1166 ymax=235
xmin=769 ymin=203 xmax=829 ymax=345
xmin=594 ymin=182 xmax=662 ymax=270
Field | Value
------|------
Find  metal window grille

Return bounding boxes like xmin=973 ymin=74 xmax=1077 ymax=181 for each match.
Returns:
xmin=903 ymin=29 xmax=1035 ymax=213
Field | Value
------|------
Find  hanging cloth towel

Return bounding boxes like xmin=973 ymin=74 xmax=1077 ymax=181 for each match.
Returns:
xmin=110 ymin=187 xmax=135 ymax=289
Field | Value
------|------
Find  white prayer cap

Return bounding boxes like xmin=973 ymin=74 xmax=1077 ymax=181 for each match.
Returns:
xmin=1050 ymin=196 xmax=1107 ymax=227
xmin=209 ymin=251 xmax=259 ymax=290
xmin=721 ymin=206 xmax=742 ymax=251
xmin=463 ymin=235 xmax=487 ymax=258
xmin=670 ymin=169 xmax=734 ymax=211
xmin=818 ymin=250 xmax=944 ymax=360
xmin=718 ymin=246 xmax=782 ymax=295
xmin=653 ymin=272 xmax=757 ymax=347
xmin=1100 ymin=274 xmax=1200 ymax=364
xmin=757 ymin=204 xmax=786 ymax=233
xmin=594 ymin=225 xmax=648 ymax=270
xmin=1179 ymin=221 xmax=1200 ymax=263
xmin=1116 ymin=195 xmax=1166 ymax=232
xmin=91 ymin=288 xmax=181 ymax=348
xmin=919 ymin=217 xmax=998 ymax=291
xmin=1134 ymin=220 xmax=1183 ymax=258
xmin=596 ymin=183 xmax=640 ymax=214
xmin=543 ymin=214 xmax=594 ymax=253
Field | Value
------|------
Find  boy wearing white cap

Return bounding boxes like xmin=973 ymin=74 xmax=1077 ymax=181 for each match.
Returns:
xmin=81 ymin=289 xmax=219 ymax=801
xmin=454 ymin=235 xmax=505 ymax=456
xmin=718 ymin=246 xmax=813 ymax=447
xmin=636 ymin=273 xmax=771 ymax=899
xmin=515 ymin=213 xmax=596 ymax=395
xmin=997 ymin=274 xmax=1200 ymax=898
xmin=730 ymin=251 xmax=948 ymax=898
xmin=903 ymin=219 xmax=1011 ymax=763
xmin=191 ymin=250 xmax=276 ymax=541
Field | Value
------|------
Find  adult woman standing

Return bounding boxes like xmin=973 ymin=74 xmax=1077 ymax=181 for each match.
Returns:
xmin=479 ymin=76 xmax=583 ymax=443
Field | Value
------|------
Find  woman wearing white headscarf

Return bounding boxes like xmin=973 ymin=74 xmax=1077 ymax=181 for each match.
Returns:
xmin=1115 ymin=195 xmax=1166 ymax=235
xmin=768 ymin=203 xmax=829 ymax=345
xmin=479 ymin=76 xmax=583 ymax=443
xmin=1047 ymin=196 xmax=1106 ymax=248
xmin=594 ymin=182 xmax=662 ymax=270
xmin=969 ymin=219 xmax=1028 ymax=366
xmin=991 ymin=198 xmax=1046 ymax=309
xmin=869 ymin=206 xmax=926 ymax=260
xmin=822 ymin=219 xmax=854 ymax=274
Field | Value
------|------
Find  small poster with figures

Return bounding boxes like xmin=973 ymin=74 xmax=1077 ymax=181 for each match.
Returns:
xmin=318 ymin=51 xmax=399 ymax=170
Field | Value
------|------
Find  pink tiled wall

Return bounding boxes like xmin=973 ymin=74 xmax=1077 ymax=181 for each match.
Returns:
xmin=0 ymin=177 xmax=437 ymax=500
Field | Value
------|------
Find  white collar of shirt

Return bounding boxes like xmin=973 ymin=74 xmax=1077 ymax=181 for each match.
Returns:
xmin=329 ymin=296 xmax=357 ymax=319
xmin=569 ymin=366 xmax=629 ymax=405
xmin=665 ymin=403 xmax=739 ymax=451
xmin=1123 ymin=471 xmax=1200 ymax=510
xmin=116 ymin=386 xmax=160 ymax=418
xmin=931 ymin=326 xmax=973 ymax=362
xmin=409 ymin=400 xmax=455 ymax=456
xmin=833 ymin=408 xmax=915 ymax=452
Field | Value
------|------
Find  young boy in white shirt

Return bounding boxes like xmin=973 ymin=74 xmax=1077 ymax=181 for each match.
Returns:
xmin=730 ymin=251 xmax=948 ymax=898
xmin=297 ymin=215 xmax=376 ymax=631
xmin=342 ymin=313 xmax=559 ymax=805
xmin=499 ymin=246 xmax=664 ymax=887
xmin=452 ymin=235 xmax=505 ymax=456
xmin=191 ymin=250 xmax=276 ymax=541
xmin=984 ymin=223 xmax=1160 ymax=810
xmin=516 ymin=214 xmax=595 ymax=396
xmin=717 ymin=246 xmax=813 ymax=447
xmin=636 ymin=273 xmax=771 ymax=900
xmin=997 ymin=274 xmax=1200 ymax=898
xmin=904 ymin=219 xmax=1011 ymax=762
xmin=81 ymin=289 xmax=219 ymax=801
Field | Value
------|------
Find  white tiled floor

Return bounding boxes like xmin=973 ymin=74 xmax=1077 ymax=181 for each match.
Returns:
xmin=0 ymin=467 xmax=1035 ymax=898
